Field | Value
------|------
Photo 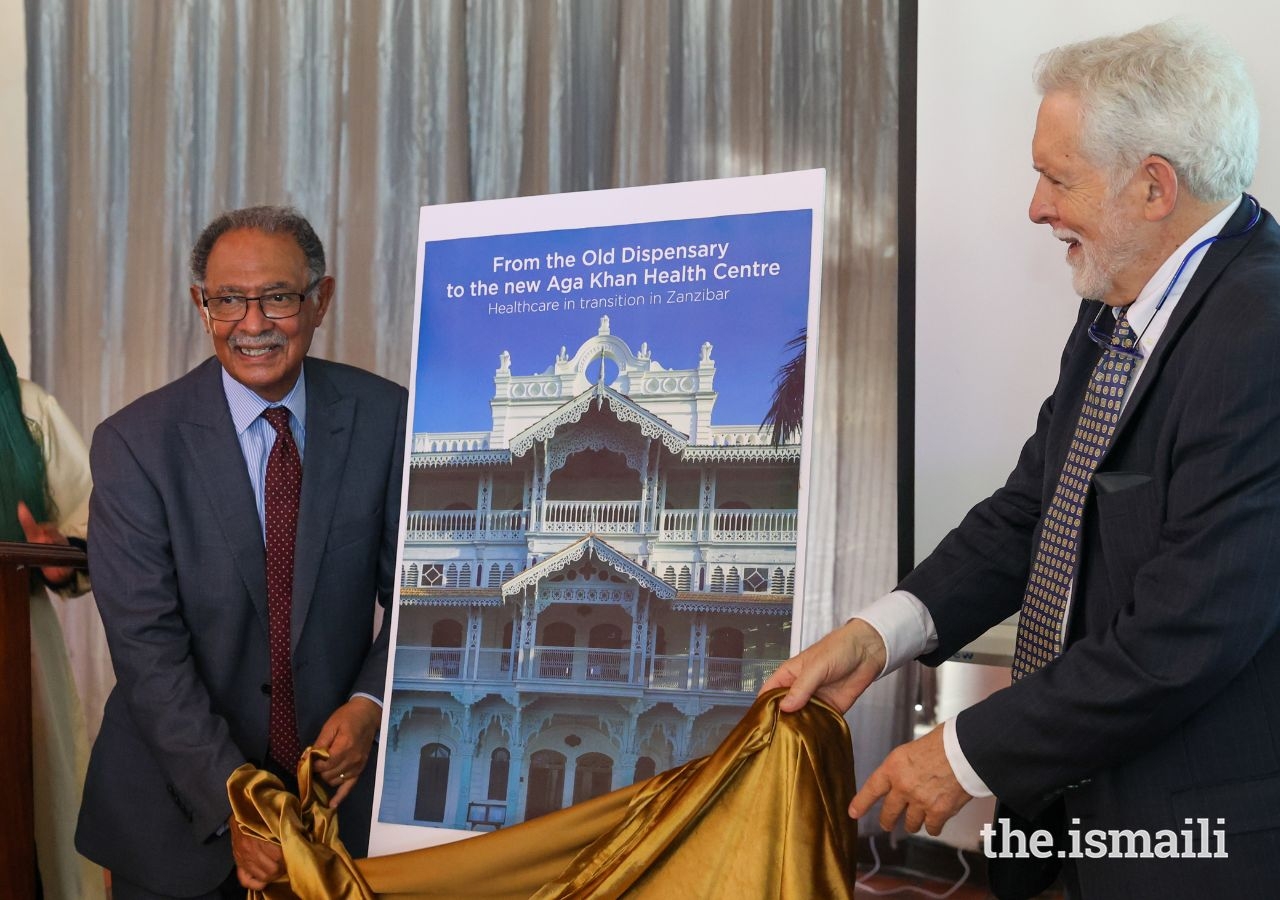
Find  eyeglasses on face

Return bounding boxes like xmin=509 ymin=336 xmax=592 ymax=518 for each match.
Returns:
xmin=201 ymin=277 xmax=323 ymax=322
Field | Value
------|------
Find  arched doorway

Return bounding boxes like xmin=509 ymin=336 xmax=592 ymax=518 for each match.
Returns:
xmin=487 ymin=747 xmax=510 ymax=801
xmin=707 ymin=626 xmax=745 ymax=691
xmin=572 ymin=752 xmax=614 ymax=804
xmin=634 ymin=755 xmax=657 ymax=782
xmin=539 ymin=621 xmax=575 ymax=679
xmin=414 ymin=743 xmax=450 ymax=822
xmin=587 ymin=622 xmax=627 ymax=682
xmin=525 ymin=749 xmax=566 ymax=819
xmin=430 ymin=618 xmax=463 ymax=678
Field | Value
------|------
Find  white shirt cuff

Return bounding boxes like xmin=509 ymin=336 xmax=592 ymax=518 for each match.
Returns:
xmin=351 ymin=691 xmax=383 ymax=709
xmin=943 ymin=715 xmax=993 ymax=798
xmin=852 ymin=590 xmax=939 ymax=679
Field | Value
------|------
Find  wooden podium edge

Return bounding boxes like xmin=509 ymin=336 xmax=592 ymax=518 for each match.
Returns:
xmin=0 ymin=541 xmax=88 ymax=900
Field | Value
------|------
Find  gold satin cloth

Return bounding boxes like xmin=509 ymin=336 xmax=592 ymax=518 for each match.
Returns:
xmin=227 ymin=689 xmax=857 ymax=899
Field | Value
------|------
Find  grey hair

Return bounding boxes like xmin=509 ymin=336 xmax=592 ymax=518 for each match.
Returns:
xmin=1034 ymin=21 xmax=1257 ymax=202
xmin=190 ymin=205 xmax=326 ymax=285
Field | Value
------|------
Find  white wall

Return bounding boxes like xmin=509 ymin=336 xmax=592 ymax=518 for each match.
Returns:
xmin=0 ymin=0 xmax=28 ymax=377
xmin=914 ymin=0 xmax=1280 ymax=851
xmin=916 ymin=0 xmax=1280 ymax=568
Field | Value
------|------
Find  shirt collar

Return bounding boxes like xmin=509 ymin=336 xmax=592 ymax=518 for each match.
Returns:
xmin=1121 ymin=197 xmax=1243 ymax=347
xmin=221 ymin=364 xmax=308 ymax=436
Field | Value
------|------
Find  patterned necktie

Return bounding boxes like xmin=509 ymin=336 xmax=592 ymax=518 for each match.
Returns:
xmin=262 ymin=406 xmax=303 ymax=771
xmin=1011 ymin=311 xmax=1137 ymax=680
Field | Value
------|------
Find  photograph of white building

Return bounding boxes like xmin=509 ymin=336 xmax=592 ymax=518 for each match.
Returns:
xmin=379 ymin=316 xmax=804 ymax=830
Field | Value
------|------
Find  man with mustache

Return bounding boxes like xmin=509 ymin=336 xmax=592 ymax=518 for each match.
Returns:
xmin=766 ymin=22 xmax=1280 ymax=898
xmin=76 ymin=207 xmax=406 ymax=898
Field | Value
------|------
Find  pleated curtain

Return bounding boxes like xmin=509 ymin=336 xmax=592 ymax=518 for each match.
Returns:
xmin=26 ymin=0 xmax=911 ymax=824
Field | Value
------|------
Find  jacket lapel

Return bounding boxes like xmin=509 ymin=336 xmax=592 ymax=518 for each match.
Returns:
xmin=177 ymin=358 xmax=270 ymax=630
xmin=1111 ymin=198 xmax=1262 ymax=442
xmin=292 ymin=360 xmax=356 ymax=648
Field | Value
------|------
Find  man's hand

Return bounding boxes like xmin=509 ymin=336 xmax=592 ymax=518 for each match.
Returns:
xmin=229 ymin=815 xmax=284 ymax=890
xmin=760 ymin=618 xmax=888 ymax=714
xmin=850 ymin=724 xmax=972 ymax=836
xmin=311 ymin=696 xmax=381 ymax=808
xmin=16 ymin=501 xmax=74 ymax=586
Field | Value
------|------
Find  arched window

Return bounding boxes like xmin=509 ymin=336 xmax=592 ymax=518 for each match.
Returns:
xmin=502 ymin=563 xmax=516 ymax=581
xmin=786 ymin=567 xmax=795 ymax=594
xmin=770 ymin=568 xmax=786 ymax=594
xmin=488 ymin=563 xmax=501 ymax=587
xmin=634 ymin=756 xmax=657 ymax=782
xmin=414 ymin=744 xmax=450 ymax=822
xmin=460 ymin=562 xmax=473 ymax=586
xmin=487 ymin=747 xmax=510 ymax=801
xmin=403 ymin=563 xmax=418 ymax=587
xmin=525 ymin=749 xmax=566 ymax=819
xmin=663 ymin=565 xmax=676 ymax=585
xmin=572 ymin=752 xmax=614 ymax=804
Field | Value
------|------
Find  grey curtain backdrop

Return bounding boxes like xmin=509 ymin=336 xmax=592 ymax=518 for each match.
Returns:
xmin=27 ymin=0 xmax=910 ymax=831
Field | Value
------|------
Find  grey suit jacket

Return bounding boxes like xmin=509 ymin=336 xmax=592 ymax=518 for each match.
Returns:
xmin=76 ymin=356 xmax=406 ymax=896
xmin=900 ymin=199 xmax=1280 ymax=898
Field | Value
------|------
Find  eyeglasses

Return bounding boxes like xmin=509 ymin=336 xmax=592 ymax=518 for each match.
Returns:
xmin=1086 ymin=305 xmax=1143 ymax=360
xmin=201 ymin=277 xmax=323 ymax=322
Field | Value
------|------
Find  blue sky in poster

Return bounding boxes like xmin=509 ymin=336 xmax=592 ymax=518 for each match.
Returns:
xmin=413 ymin=209 xmax=812 ymax=433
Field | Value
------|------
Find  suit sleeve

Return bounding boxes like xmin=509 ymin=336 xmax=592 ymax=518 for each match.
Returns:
xmin=88 ymin=421 xmax=246 ymax=839
xmin=958 ymin=288 xmax=1280 ymax=816
xmin=349 ymin=386 xmax=407 ymax=700
xmin=899 ymin=301 xmax=1094 ymax=660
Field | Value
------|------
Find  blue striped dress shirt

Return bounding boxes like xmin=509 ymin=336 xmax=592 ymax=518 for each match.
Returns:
xmin=221 ymin=365 xmax=307 ymax=540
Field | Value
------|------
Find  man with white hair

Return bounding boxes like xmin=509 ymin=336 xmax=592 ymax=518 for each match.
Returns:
xmin=765 ymin=22 xmax=1280 ymax=898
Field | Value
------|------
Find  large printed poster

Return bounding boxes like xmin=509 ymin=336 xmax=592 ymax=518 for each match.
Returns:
xmin=370 ymin=171 xmax=826 ymax=855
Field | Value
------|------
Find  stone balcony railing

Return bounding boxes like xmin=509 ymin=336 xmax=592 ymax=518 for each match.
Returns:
xmin=413 ymin=432 xmax=492 ymax=453
xmin=541 ymin=500 xmax=642 ymax=533
xmin=404 ymin=505 xmax=797 ymax=543
xmin=393 ymin=645 xmax=782 ymax=694
xmin=405 ymin=509 xmax=528 ymax=541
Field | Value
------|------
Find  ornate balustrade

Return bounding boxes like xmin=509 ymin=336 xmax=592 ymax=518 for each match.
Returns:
xmin=709 ymin=509 xmax=797 ymax=542
xmin=413 ymin=432 xmax=492 ymax=453
xmin=393 ymin=643 xmax=780 ymax=696
xmin=404 ymin=505 xmax=795 ymax=543
xmin=540 ymin=500 xmax=642 ymax=534
xmin=658 ymin=508 xmax=798 ymax=543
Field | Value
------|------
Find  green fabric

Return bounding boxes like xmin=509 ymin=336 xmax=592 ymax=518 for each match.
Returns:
xmin=0 ymin=332 xmax=50 ymax=541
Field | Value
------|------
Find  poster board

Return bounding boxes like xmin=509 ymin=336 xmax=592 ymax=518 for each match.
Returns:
xmin=369 ymin=171 xmax=825 ymax=855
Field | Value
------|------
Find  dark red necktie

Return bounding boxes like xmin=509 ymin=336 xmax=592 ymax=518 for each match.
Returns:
xmin=262 ymin=407 xmax=302 ymax=771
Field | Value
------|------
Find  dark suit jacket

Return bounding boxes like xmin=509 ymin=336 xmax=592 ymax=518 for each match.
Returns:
xmin=900 ymin=199 xmax=1280 ymax=898
xmin=76 ymin=356 xmax=407 ymax=896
